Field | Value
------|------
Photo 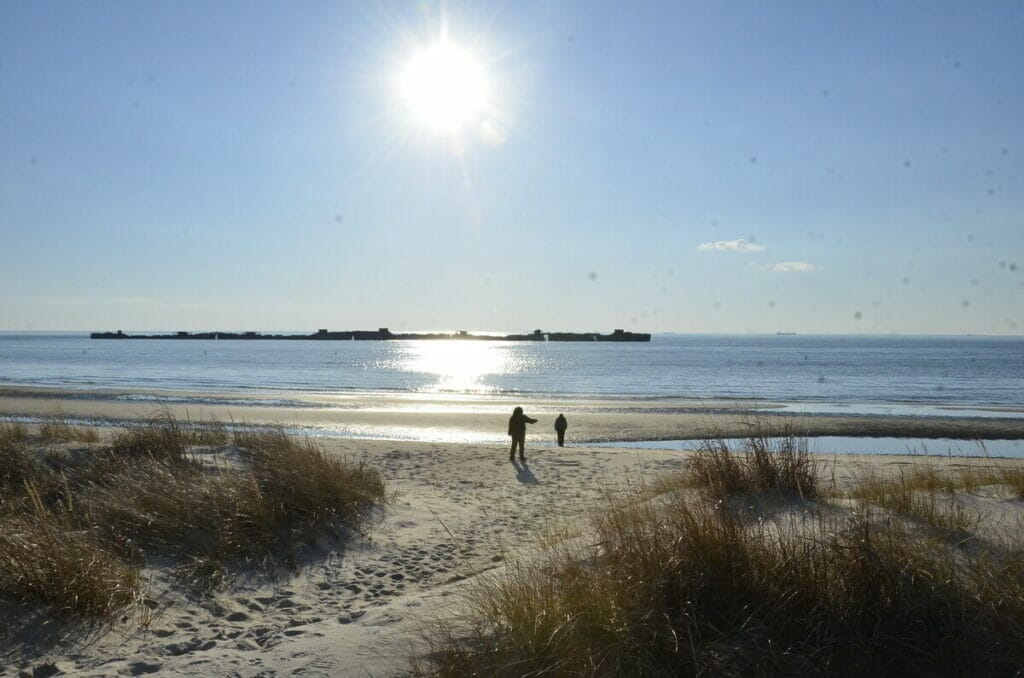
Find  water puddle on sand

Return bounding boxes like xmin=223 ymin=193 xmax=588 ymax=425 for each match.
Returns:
xmin=765 ymin=402 xmax=1024 ymax=420
xmin=590 ymin=437 xmax=1024 ymax=458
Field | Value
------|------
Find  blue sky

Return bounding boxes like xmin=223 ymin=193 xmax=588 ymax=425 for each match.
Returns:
xmin=2 ymin=1 xmax=1021 ymax=334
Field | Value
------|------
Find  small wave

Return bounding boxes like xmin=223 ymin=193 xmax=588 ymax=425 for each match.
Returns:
xmin=112 ymin=393 xmax=315 ymax=408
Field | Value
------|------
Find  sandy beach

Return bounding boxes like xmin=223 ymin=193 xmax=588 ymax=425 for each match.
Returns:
xmin=3 ymin=390 xmax=1024 ymax=676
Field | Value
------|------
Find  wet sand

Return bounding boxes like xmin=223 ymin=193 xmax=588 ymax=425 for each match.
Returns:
xmin=2 ymin=385 xmax=1023 ymax=445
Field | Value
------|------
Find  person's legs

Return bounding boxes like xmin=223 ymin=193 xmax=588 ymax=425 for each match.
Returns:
xmin=509 ymin=438 xmax=517 ymax=460
xmin=557 ymin=430 xmax=565 ymax=447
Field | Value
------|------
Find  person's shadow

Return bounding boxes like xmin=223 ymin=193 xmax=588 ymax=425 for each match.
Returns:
xmin=511 ymin=459 xmax=539 ymax=484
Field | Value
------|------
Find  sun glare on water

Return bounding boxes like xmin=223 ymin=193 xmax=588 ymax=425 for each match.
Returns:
xmin=400 ymin=41 xmax=487 ymax=133
xmin=402 ymin=341 xmax=516 ymax=392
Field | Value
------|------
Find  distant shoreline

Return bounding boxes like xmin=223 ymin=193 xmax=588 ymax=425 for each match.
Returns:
xmin=89 ymin=328 xmax=653 ymax=342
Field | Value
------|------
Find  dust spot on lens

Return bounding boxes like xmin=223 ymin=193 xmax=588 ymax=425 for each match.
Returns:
xmin=588 ymin=272 xmax=598 ymax=281
xmin=961 ymin=300 xmax=970 ymax=308
xmin=853 ymin=311 xmax=863 ymax=320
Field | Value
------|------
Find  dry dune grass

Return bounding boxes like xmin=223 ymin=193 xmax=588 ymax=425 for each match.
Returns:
xmin=0 ymin=416 xmax=385 ymax=622
xmin=38 ymin=416 xmax=100 ymax=444
xmin=680 ymin=432 xmax=819 ymax=500
xmin=418 ymin=437 xmax=1024 ymax=677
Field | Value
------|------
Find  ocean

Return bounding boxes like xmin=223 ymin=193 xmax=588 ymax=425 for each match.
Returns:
xmin=1 ymin=333 xmax=1021 ymax=413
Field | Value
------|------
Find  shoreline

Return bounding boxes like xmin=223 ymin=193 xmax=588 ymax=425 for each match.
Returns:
xmin=2 ymin=385 xmax=1023 ymax=450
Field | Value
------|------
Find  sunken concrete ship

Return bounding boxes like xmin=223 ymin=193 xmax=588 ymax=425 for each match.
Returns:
xmin=90 ymin=328 xmax=651 ymax=342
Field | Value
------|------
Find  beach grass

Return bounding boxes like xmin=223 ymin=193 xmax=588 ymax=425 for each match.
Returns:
xmin=110 ymin=413 xmax=191 ymax=461
xmin=673 ymin=430 xmax=819 ymax=500
xmin=0 ymin=423 xmax=33 ymax=493
xmin=847 ymin=467 xmax=981 ymax=532
xmin=0 ymin=484 xmax=140 ymax=619
xmin=417 ymin=439 xmax=1024 ymax=676
xmin=38 ymin=416 xmax=100 ymax=444
xmin=235 ymin=429 xmax=385 ymax=533
xmin=0 ymin=416 xmax=385 ymax=619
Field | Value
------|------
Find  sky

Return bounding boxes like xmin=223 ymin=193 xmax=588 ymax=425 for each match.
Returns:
xmin=1 ymin=1 xmax=1022 ymax=335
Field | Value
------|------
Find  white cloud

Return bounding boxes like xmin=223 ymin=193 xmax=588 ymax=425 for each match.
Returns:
xmin=771 ymin=262 xmax=819 ymax=273
xmin=698 ymin=239 xmax=765 ymax=252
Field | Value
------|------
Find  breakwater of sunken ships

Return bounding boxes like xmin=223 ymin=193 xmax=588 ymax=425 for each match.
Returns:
xmin=90 ymin=328 xmax=651 ymax=342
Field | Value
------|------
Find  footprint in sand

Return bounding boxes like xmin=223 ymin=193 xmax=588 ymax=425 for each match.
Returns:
xmin=337 ymin=610 xmax=366 ymax=624
xmin=163 ymin=639 xmax=217 ymax=656
xmin=129 ymin=661 xmax=163 ymax=675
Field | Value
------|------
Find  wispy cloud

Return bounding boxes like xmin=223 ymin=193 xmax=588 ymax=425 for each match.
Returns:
xmin=771 ymin=262 xmax=819 ymax=273
xmin=698 ymin=239 xmax=765 ymax=252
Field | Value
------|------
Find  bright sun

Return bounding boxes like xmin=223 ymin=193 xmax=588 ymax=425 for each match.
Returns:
xmin=400 ymin=41 xmax=487 ymax=133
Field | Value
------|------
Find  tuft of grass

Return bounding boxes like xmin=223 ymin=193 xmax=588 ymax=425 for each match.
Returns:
xmin=0 ymin=423 xmax=33 ymax=492
xmin=238 ymin=429 xmax=385 ymax=532
xmin=0 ymin=484 xmax=139 ymax=619
xmin=418 ymin=487 xmax=1024 ymax=676
xmin=78 ymin=427 xmax=385 ymax=572
xmin=186 ymin=419 xmax=229 ymax=447
xmin=1007 ymin=468 xmax=1024 ymax=498
xmin=111 ymin=414 xmax=189 ymax=461
xmin=0 ymin=421 xmax=28 ymax=448
xmin=0 ymin=415 xmax=385 ymax=619
xmin=685 ymin=432 xmax=819 ymax=500
xmin=79 ymin=456 xmax=274 ymax=562
xmin=847 ymin=465 xmax=1002 ymax=532
xmin=38 ymin=417 xmax=100 ymax=444
xmin=952 ymin=464 xmax=1024 ymax=499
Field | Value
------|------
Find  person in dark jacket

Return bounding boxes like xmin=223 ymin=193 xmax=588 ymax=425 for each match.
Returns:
xmin=554 ymin=413 xmax=568 ymax=447
xmin=508 ymin=406 xmax=537 ymax=461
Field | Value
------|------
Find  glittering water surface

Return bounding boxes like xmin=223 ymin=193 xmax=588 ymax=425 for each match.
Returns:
xmin=1 ymin=333 xmax=1022 ymax=410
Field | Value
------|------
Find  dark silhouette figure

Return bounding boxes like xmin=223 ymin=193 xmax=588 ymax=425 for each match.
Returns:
xmin=508 ymin=406 xmax=537 ymax=461
xmin=554 ymin=413 xmax=568 ymax=447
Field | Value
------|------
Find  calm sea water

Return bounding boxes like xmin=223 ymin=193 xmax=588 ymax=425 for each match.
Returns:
xmin=0 ymin=333 xmax=1021 ymax=410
